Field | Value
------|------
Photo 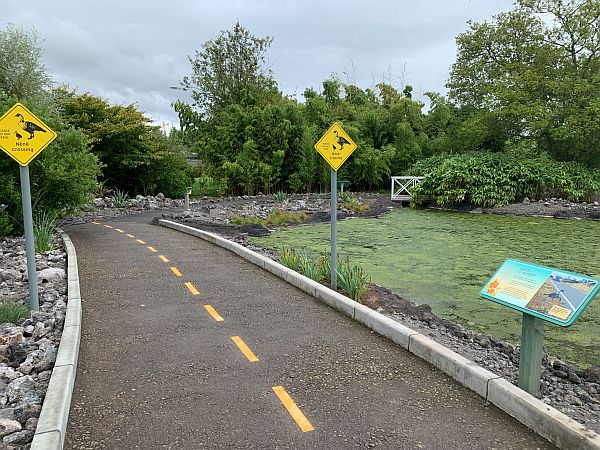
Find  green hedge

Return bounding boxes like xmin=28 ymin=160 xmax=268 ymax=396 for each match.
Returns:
xmin=408 ymin=154 xmax=600 ymax=207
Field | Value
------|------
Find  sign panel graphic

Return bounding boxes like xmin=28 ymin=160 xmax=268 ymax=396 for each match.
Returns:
xmin=314 ymin=122 xmax=357 ymax=171
xmin=481 ymin=259 xmax=599 ymax=327
xmin=0 ymin=103 xmax=56 ymax=166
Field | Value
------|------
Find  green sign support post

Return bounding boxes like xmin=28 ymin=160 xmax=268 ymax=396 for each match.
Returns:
xmin=518 ymin=314 xmax=545 ymax=393
xmin=330 ymin=168 xmax=337 ymax=291
xmin=481 ymin=259 xmax=599 ymax=394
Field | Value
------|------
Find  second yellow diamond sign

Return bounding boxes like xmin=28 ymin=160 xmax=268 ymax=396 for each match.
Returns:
xmin=0 ymin=103 xmax=57 ymax=166
xmin=314 ymin=122 xmax=357 ymax=171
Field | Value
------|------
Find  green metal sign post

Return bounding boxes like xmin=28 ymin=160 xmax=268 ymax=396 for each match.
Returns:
xmin=482 ymin=259 xmax=599 ymax=394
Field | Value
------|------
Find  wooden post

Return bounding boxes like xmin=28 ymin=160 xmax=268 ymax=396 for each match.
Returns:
xmin=518 ymin=313 xmax=545 ymax=394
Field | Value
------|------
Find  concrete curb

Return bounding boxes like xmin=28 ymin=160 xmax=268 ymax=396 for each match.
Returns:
xmin=159 ymin=219 xmax=600 ymax=450
xmin=30 ymin=230 xmax=82 ymax=450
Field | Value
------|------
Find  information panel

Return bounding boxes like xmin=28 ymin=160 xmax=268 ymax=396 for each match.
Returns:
xmin=481 ymin=259 xmax=599 ymax=327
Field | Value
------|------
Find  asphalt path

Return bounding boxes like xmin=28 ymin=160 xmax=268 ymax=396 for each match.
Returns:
xmin=552 ymin=280 xmax=586 ymax=311
xmin=64 ymin=214 xmax=555 ymax=449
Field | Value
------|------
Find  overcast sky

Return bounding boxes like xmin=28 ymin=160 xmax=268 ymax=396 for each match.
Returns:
xmin=2 ymin=0 xmax=513 ymax=128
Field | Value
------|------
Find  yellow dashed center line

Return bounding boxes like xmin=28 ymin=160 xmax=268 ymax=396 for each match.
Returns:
xmin=136 ymin=239 xmax=146 ymax=244
xmin=159 ymin=255 xmax=169 ymax=263
xmin=170 ymin=267 xmax=182 ymax=277
xmin=231 ymin=336 xmax=259 ymax=362
xmin=272 ymin=386 xmax=314 ymax=432
xmin=127 ymin=234 xmax=135 ymax=238
xmin=115 ymin=228 xmax=124 ymax=233
xmin=104 ymin=225 xmax=113 ymax=229
xmin=203 ymin=304 xmax=224 ymax=322
xmin=184 ymin=282 xmax=200 ymax=295
xmin=147 ymin=246 xmax=158 ymax=253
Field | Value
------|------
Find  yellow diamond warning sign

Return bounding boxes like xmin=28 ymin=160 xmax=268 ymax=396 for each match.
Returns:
xmin=314 ymin=122 xmax=357 ymax=171
xmin=0 ymin=103 xmax=57 ymax=166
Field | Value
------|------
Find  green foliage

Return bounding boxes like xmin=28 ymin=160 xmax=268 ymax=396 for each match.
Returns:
xmin=0 ymin=301 xmax=29 ymax=323
xmin=111 ymin=190 xmax=129 ymax=208
xmin=410 ymin=154 xmax=600 ymax=207
xmin=340 ymin=194 xmax=370 ymax=212
xmin=232 ymin=209 xmax=307 ymax=226
xmin=298 ymin=253 xmax=320 ymax=281
xmin=274 ymin=191 xmax=288 ymax=203
xmin=336 ymin=258 xmax=370 ymax=302
xmin=280 ymin=246 xmax=300 ymax=271
xmin=192 ymin=175 xmax=226 ymax=197
xmin=33 ymin=209 xmax=56 ymax=254
xmin=449 ymin=0 xmax=600 ymax=168
xmin=177 ymin=22 xmax=278 ymax=119
xmin=0 ymin=24 xmax=50 ymax=101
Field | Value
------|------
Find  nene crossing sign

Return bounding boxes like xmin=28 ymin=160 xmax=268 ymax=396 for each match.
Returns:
xmin=314 ymin=122 xmax=357 ymax=171
xmin=0 ymin=103 xmax=57 ymax=166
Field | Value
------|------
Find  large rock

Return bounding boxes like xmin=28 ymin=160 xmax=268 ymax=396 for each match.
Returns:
xmin=0 ymin=418 xmax=21 ymax=437
xmin=3 ymin=429 xmax=33 ymax=445
xmin=0 ymin=270 xmax=22 ymax=282
xmin=37 ymin=268 xmax=65 ymax=284
xmin=6 ymin=344 xmax=27 ymax=365
xmin=14 ymin=402 xmax=41 ymax=423
xmin=6 ymin=376 xmax=36 ymax=404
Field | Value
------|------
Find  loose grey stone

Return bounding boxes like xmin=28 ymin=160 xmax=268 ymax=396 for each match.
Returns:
xmin=0 ymin=418 xmax=21 ymax=437
xmin=6 ymin=376 xmax=36 ymax=404
xmin=3 ymin=429 xmax=33 ymax=445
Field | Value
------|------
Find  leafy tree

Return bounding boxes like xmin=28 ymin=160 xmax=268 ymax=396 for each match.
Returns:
xmin=0 ymin=24 xmax=50 ymax=102
xmin=57 ymin=89 xmax=191 ymax=196
xmin=177 ymin=22 xmax=278 ymax=120
xmin=448 ymin=0 xmax=600 ymax=167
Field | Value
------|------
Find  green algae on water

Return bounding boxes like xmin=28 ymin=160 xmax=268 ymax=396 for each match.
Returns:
xmin=250 ymin=209 xmax=600 ymax=368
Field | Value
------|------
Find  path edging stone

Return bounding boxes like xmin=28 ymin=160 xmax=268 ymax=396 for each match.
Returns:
xmin=30 ymin=230 xmax=82 ymax=450
xmin=158 ymin=219 xmax=600 ymax=450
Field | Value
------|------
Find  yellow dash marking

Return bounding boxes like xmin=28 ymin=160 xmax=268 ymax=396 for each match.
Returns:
xmin=231 ymin=336 xmax=259 ymax=362
xmin=185 ymin=282 xmax=200 ymax=295
xmin=147 ymin=246 xmax=158 ymax=253
xmin=170 ymin=267 xmax=182 ymax=277
xmin=159 ymin=255 xmax=169 ymax=263
xmin=127 ymin=234 xmax=135 ymax=238
xmin=115 ymin=228 xmax=124 ymax=233
xmin=91 ymin=221 xmax=100 ymax=225
xmin=104 ymin=225 xmax=113 ymax=229
xmin=204 ymin=304 xmax=224 ymax=322
xmin=136 ymin=239 xmax=146 ymax=244
xmin=272 ymin=386 xmax=314 ymax=432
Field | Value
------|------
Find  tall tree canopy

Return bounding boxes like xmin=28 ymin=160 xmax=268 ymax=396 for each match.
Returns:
xmin=176 ymin=22 xmax=278 ymax=121
xmin=448 ymin=0 xmax=600 ymax=167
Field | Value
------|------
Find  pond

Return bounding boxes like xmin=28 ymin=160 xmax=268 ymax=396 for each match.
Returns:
xmin=249 ymin=209 xmax=600 ymax=368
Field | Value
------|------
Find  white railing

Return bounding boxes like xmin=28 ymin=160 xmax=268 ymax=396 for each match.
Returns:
xmin=391 ymin=176 xmax=424 ymax=201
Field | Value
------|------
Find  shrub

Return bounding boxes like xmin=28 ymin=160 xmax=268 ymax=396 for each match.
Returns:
xmin=275 ymin=191 xmax=288 ymax=203
xmin=409 ymin=154 xmax=600 ymax=207
xmin=280 ymin=246 xmax=300 ymax=271
xmin=0 ymin=301 xmax=29 ymax=323
xmin=33 ymin=209 xmax=57 ymax=254
xmin=340 ymin=194 xmax=369 ymax=212
xmin=336 ymin=258 xmax=370 ymax=302
xmin=298 ymin=253 xmax=320 ymax=281
xmin=192 ymin=175 xmax=226 ymax=197
xmin=111 ymin=190 xmax=129 ymax=208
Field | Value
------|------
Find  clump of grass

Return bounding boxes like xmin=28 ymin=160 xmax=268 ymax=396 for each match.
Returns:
xmin=111 ymin=189 xmax=129 ymax=208
xmin=231 ymin=209 xmax=307 ymax=227
xmin=279 ymin=247 xmax=369 ymax=302
xmin=231 ymin=214 xmax=264 ymax=225
xmin=265 ymin=209 xmax=307 ymax=226
xmin=33 ymin=210 xmax=57 ymax=254
xmin=336 ymin=258 xmax=370 ymax=302
xmin=280 ymin=246 xmax=300 ymax=271
xmin=298 ymin=253 xmax=320 ymax=281
xmin=275 ymin=191 xmax=288 ymax=203
xmin=0 ymin=301 xmax=29 ymax=323
xmin=340 ymin=193 xmax=369 ymax=212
